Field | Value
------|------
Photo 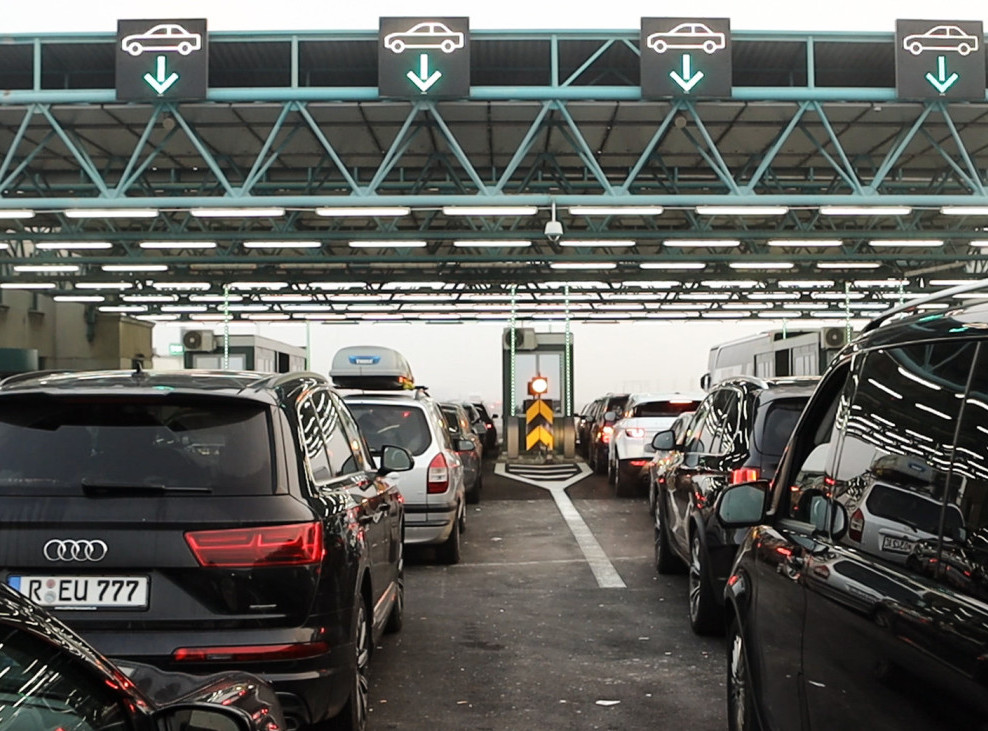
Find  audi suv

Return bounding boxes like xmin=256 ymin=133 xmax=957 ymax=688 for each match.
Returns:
xmin=0 ymin=368 xmax=411 ymax=731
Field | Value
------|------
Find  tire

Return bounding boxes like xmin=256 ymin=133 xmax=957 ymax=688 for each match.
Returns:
xmin=688 ymin=532 xmax=724 ymax=635
xmin=654 ymin=498 xmax=685 ymax=574
xmin=329 ymin=596 xmax=371 ymax=731
xmin=438 ymin=510 xmax=461 ymax=564
xmin=467 ymin=472 xmax=482 ymax=504
xmin=390 ymin=40 xmax=405 ymax=53
xmin=441 ymin=40 xmax=456 ymax=53
xmin=648 ymin=476 xmax=657 ymax=515
xmin=607 ymin=454 xmax=617 ymax=486
xmin=727 ymin=616 xmax=760 ymax=731
xmin=614 ymin=462 xmax=636 ymax=498
xmin=384 ymin=555 xmax=404 ymax=634
xmin=592 ymin=445 xmax=607 ymax=475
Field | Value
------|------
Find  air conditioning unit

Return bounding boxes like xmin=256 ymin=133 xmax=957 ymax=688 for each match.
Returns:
xmin=182 ymin=329 xmax=216 ymax=352
xmin=502 ymin=327 xmax=537 ymax=351
xmin=820 ymin=326 xmax=850 ymax=349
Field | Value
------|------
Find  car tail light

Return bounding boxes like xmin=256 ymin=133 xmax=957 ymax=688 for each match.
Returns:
xmin=602 ymin=425 xmax=614 ymax=443
xmin=849 ymin=508 xmax=864 ymax=542
xmin=427 ymin=453 xmax=449 ymax=494
xmin=730 ymin=467 xmax=760 ymax=485
xmin=185 ymin=522 xmax=324 ymax=567
xmin=627 ymin=428 xmax=646 ymax=438
xmin=173 ymin=641 xmax=330 ymax=663
xmin=630 ymin=460 xmax=650 ymax=467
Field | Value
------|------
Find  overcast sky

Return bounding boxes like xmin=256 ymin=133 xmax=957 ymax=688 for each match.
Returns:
xmin=8 ymin=1 xmax=988 ymax=34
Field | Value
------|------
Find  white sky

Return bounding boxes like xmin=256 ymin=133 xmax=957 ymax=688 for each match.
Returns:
xmin=7 ymin=1 xmax=988 ymax=34
xmin=15 ymin=1 xmax=913 ymax=404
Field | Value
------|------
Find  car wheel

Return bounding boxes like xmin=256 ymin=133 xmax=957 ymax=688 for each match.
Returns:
xmin=126 ymin=43 xmax=142 ymax=56
xmin=384 ymin=554 xmax=404 ymax=634
xmin=648 ymin=476 xmax=657 ymax=515
xmin=592 ymin=445 xmax=607 ymax=475
xmin=607 ymin=454 xmax=617 ymax=486
xmin=330 ymin=596 xmax=371 ymax=731
xmin=703 ymin=40 xmax=717 ymax=53
xmin=727 ymin=617 xmax=760 ymax=731
xmin=652 ymin=40 xmax=667 ymax=53
xmin=438 ymin=511 xmax=461 ymax=565
xmin=178 ymin=42 xmax=192 ymax=55
xmin=467 ymin=472 xmax=482 ymax=504
xmin=441 ymin=40 xmax=456 ymax=53
xmin=614 ymin=462 xmax=635 ymax=498
xmin=390 ymin=39 xmax=405 ymax=53
xmin=689 ymin=532 xmax=723 ymax=635
xmin=958 ymin=43 xmax=972 ymax=55
xmin=909 ymin=41 xmax=923 ymax=55
xmin=654 ymin=497 xmax=685 ymax=574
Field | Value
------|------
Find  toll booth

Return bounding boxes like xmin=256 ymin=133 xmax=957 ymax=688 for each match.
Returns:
xmin=501 ymin=328 xmax=576 ymax=459
xmin=181 ymin=331 xmax=307 ymax=372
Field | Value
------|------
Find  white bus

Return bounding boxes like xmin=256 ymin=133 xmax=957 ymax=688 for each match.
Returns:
xmin=700 ymin=327 xmax=851 ymax=389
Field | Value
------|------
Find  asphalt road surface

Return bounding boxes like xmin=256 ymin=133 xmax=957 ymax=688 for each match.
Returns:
xmin=364 ymin=457 xmax=728 ymax=730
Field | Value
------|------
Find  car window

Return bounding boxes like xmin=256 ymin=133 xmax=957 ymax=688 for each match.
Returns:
xmin=335 ymin=395 xmax=374 ymax=472
xmin=0 ymin=626 xmax=130 ymax=731
xmin=347 ymin=403 xmax=433 ymax=456
xmin=0 ymin=395 xmax=274 ymax=496
xmin=439 ymin=405 xmax=463 ymax=438
xmin=297 ymin=396 xmax=334 ymax=484
xmin=311 ymin=388 xmax=361 ymax=477
xmin=830 ymin=342 xmax=976 ymax=561
xmin=752 ymin=398 xmax=808 ymax=459
xmin=682 ymin=397 xmax=713 ymax=465
xmin=632 ymin=400 xmax=701 ymax=418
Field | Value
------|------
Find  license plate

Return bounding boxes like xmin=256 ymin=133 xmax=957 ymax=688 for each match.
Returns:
xmin=880 ymin=535 xmax=913 ymax=554
xmin=8 ymin=575 xmax=149 ymax=609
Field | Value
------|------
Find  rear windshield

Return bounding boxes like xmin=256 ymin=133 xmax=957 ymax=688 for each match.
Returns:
xmin=632 ymin=400 xmax=701 ymax=418
xmin=753 ymin=399 xmax=807 ymax=458
xmin=866 ymin=484 xmax=963 ymax=536
xmin=0 ymin=395 xmax=274 ymax=496
xmin=347 ymin=403 xmax=432 ymax=456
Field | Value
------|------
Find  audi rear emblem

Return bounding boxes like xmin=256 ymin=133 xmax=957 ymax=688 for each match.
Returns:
xmin=43 ymin=539 xmax=108 ymax=562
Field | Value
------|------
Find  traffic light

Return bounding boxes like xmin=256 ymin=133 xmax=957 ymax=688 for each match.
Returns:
xmin=528 ymin=374 xmax=549 ymax=396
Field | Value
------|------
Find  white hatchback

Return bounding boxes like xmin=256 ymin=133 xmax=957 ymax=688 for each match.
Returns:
xmin=344 ymin=391 xmax=468 ymax=564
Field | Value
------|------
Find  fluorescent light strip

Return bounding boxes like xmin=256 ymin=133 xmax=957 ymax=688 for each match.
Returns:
xmin=568 ymin=206 xmax=664 ymax=216
xmin=348 ymin=240 xmax=427 ymax=248
xmin=819 ymin=206 xmax=912 ymax=215
xmin=315 ymin=207 xmax=410 ymax=217
xmin=695 ymin=206 xmax=788 ymax=216
xmin=729 ymin=262 xmax=794 ymax=270
xmin=442 ymin=206 xmax=538 ymax=216
xmin=36 ymin=242 xmax=112 ymax=250
xmin=0 ymin=282 xmax=56 ymax=289
xmin=549 ymin=263 xmax=617 ymax=270
xmin=13 ymin=264 xmax=79 ymax=273
xmin=559 ymin=240 xmax=635 ymax=247
xmin=140 ymin=241 xmax=216 ymax=249
xmin=54 ymin=295 xmax=105 ymax=302
xmin=190 ymin=207 xmax=285 ymax=218
xmin=816 ymin=262 xmax=881 ymax=269
xmin=703 ymin=280 xmax=760 ymax=288
xmin=663 ymin=239 xmax=739 ymax=248
xmin=228 ymin=282 xmax=289 ymax=291
xmin=243 ymin=241 xmax=321 ymax=249
xmin=99 ymin=305 xmax=147 ymax=312
xmin=869 ymin=239 xmax=943 ymax=248
xmin=779 ymin=280 xmax=835 ymax=288
xmin=767 ymin=239 xmax=842 ymax=248
xmin=102 ymin=264 xmax=169 ymax=272
xmin=452 ymin=240 xmax=531 ymax=248
xmin=63 ymin=208 xmax=158 ymax=219
xmin=640 ymin=262 xmax=706 ymax=270
xmin=941 ymin=206 xmax=988 ymax=216
xmin=0 ymin=209 xmax=34 ymax=219
xmin=75 ymin=282 xmax=133 ymax=290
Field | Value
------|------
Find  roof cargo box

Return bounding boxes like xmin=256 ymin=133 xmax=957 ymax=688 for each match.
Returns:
xmin=330 ymin=346 xmax=415 ymax=390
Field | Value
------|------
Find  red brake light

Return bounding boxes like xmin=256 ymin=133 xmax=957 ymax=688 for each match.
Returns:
xmin=627 ymin=428 xmax=646 ymax=438
xmin=185 ymin=522 xmax=324 ymax=567
xmin=427 ymin=453 xmax=449 ymax=493
xmin=602 ymin=425 xmax=614 ymax=443
xmin=849 ymin=508 xmax=864 ymax=542
xmin=730 ymin=467 xmax=760 ymax=485
xmin=173 ymin=641 xmax=330 ymax=663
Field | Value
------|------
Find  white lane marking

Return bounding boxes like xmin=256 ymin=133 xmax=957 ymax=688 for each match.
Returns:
xmin=494 ymin=461 xmax=590 ymax=489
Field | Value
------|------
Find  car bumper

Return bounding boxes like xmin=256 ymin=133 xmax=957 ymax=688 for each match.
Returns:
xmin=404 ymin=501 xmax=456 ymax=545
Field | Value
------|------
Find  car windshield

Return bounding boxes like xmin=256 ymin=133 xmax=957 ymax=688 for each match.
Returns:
xmin=348 ymin=403 xmax=432 ymax=456
xmin=632 ymin=400 xmax=701 ymax=418
xmin=0 ymin=395 xmax=274 ymax=496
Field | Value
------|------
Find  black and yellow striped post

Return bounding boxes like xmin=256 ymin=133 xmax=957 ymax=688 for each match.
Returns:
xmin=524 ymin=397 xmax=554 ymax=452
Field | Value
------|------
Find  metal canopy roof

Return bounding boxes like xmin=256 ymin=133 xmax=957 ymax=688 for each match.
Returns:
xmin=0 ymin=27 xmax=986 ymax=323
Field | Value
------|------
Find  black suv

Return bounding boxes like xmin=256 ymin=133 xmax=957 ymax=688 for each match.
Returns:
xmin=585 ymin=393 xmax=630 ymax=474
xmin=717 ymin=284 xmax=988 ymax=730
xmin=651 ymin=376 xmax=816 ymax=634
xmin=0 ymin=369 xmax=412 ymax=731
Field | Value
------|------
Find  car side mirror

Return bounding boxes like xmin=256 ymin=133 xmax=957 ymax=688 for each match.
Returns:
xmin=716 ymin=481 xmax=770 ymax=527
xmin=603 ymin=410 xmax=617 ymax=421
xmin=153 ymin=703 xmax=254 ymax=731
xmin=491 ymin=413 xmax=499 ymax=419
xmin=651 ymin=430 xmax=675 ymax=451
xmin=378 ymin=445 xmax=414 ymax=475
xmin=457 ymin=438 xmax=477 ymax=452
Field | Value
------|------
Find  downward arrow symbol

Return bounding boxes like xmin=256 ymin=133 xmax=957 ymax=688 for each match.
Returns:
xmin=669 ymin=53 xmax=705 ymax=93
xmin=925 ymin=55 xmax=959 ymax=94
xmin=143 ymin=55 xmax=179 ymax=95
xmin=406 ymin=53 xmax=442 ymax=92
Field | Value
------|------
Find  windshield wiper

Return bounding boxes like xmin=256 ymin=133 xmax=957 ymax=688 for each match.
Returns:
xmin=80 ymin=479 xmax=212 ymax=495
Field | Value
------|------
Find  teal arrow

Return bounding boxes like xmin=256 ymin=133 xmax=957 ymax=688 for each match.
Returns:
xmin=925 ymin=55 xmax=959 ymax=94
xmin=406 ymin=53 xmax=442 ymax=93
xmin=669 ymin=53 xmax=704 ymax=92
xmin=143 ymin=55 xmax=179 ymax=95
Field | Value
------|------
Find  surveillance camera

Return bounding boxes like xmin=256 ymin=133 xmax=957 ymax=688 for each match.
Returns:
xmin=544 ymin=219 xmax=563 ymax=242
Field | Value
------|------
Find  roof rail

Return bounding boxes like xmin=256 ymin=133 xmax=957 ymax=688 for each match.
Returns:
xmin=0 ymin=369 xmax=75 ymax=387
xmin=862 ymin=278 xmax=988 ymax=333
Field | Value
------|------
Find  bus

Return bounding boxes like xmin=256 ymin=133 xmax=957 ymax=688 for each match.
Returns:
xmin=700 ymin=327 xmax=851 ymax=389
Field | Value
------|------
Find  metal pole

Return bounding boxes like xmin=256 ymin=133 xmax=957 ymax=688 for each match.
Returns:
xmin=222 ymin=283 xmax=231 ymax=370
xmin=510 ymin=284 xmax=517 ymax=418
xmin=564 ymin=283 xmax=572 ymax=416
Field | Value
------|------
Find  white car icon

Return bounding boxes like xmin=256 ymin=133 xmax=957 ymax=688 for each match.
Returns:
xmin=647 ymin=22 xmax=726 ymax=55
xmin=384 ymin=22 xmax=464 ymax=54
xmin=903 ymin=25 xmax=979 ymax=55
xmin=122 ymin=24 xmax=203 ymax=56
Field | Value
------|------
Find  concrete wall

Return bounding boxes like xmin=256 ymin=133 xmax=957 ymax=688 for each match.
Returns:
xmin=0 ymin=292 xmax=152 ymax=371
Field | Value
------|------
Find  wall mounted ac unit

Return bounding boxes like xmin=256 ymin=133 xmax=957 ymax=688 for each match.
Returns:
xmin=182 ymin=329 xmax=216 ymax=352
xmin=820 ymin=326 xmax=850 ymax=349
xmin=502 ymin=327 xmax=537 ymax=351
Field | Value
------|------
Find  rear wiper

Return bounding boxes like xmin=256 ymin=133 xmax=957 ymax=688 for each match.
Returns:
xmin=80 ymin=479 xmax=212 ymax=495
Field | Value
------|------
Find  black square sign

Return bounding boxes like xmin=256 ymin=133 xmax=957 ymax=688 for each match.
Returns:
xmin=641 ymin=18 xmax=732 ymax=98
xmin=378 ymin=17 xmax=470 ymax=99
xmin=116 ymin=19 xmax=208 ymax=102
xmin=896 ymin=19 xmax=985 ymax=100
